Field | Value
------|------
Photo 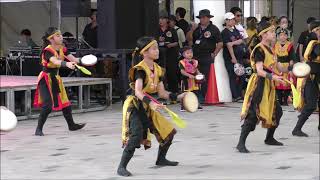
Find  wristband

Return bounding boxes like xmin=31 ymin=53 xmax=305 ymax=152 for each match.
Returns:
xmin=79 ymin=58 xmax=82 ymax=65
xmin=142 ymin=96 xmax=152 ymax=105
xmin=266 ymin=73 xmax=273 ymax=80
xmin=61 ymin=61 xmax=67 ymax=68
xmin=169 ymin=93 xmax=178 ymax=101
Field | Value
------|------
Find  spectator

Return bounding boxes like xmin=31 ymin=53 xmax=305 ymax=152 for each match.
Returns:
xmin=230 ymin=7 xmax=248 ymax=39
xmin=297 ymin=17 xmax=316 ymax=61
xmin=169 ymin=15 xmax=186 ymax=48
xmin=82 ymin=9 xmax=97 ymax=48
xmin=157 ymin=14 xmax=180 ymax=93
xmin=20 ymin=29 xmax=38 ymax=48
xmin=175 ymin=7 xmax=189 ymax=35
xmin=276 ymin=16 xmax=292 ymax=40
xmin=191 ymin=9 xmax=223 ymax=101
xmin=221 ymin=12 xmax=246 ymax=102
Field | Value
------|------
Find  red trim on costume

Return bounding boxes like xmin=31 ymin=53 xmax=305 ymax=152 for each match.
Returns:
xmin=33 ymin=72 xmax=70 ymax=111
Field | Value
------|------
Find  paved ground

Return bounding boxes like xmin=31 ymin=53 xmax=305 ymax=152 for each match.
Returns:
xmin=1 ymin=102 xmax=319 ymax=180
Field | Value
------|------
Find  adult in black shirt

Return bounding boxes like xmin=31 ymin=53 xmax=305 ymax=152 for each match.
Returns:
xmin=175 ymin=7 xmax=189 ymax=35
xmin=191 ymin=9 xmax=223 ymax=100
xmin=82 ymin=9 xmax=97 ymax=48
xmin=297 ymin=17 xmax=316 ymax=61
xmin=157 ymin=15 xmax=180 ymax=93
xmin=221 ymin=12 xmax=246 ymax=101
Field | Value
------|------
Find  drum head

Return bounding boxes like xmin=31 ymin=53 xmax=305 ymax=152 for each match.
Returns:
xmin=195 ymin=74 xmax=204 ymax=80
xmin=183 ymin=92 xmax=199 ymax=113
xmin=292 ymin=62 xmax=311 ymax=78
xmin=81 ymin=54 xmax=97 ymax=66
xmin=0 ymin=106 xmax=17 ymax=132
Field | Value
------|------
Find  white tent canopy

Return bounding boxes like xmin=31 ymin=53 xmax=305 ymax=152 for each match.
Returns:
xmin=0 ymin=0 xmax=96 ymax=56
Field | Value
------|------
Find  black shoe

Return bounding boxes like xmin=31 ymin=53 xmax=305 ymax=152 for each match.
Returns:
xmin=198 ymin=106 xmax=203 ymax=111
xmin=156 ymin=159 xmax=179 ymax=166
xmin=264 ymin=138 xmax=283 ymax=146
xmin=69 ymin=123 xmax=86 ymax=131
xmin=237 ymin=125 xmax=251 ymax=153
xmin=117 ymin=148 xmax=134 ymax=177
xmin=156 ymin=143 xmax=178 ymax=166
xmin=180 ymin=106 xmax=186 ymax=112
xmin=35 ymin=128 xmax=44 ymax=136
xmin=236 ymin=143 xmax=250 ymax=153
xmin=233 ymin=97 xmax=242 ymax=102
xmin=292 ymin=130 xmax=309 ymax=137
xmin=117 ymin=167 xmax=132 ymax=177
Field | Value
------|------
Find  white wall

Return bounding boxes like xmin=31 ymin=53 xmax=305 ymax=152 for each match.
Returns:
xmin=193 ymin=0 xmax=232 ymax=102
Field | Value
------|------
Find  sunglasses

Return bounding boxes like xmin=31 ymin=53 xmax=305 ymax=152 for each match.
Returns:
xmin=236 ymin=14 xmax=243 ymax=17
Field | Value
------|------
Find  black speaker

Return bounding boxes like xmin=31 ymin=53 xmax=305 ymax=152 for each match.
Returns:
xmin=97 ymin=0 xmax=159 ymax=49
xmin=61 ymin=0 xmax=91 ymax=17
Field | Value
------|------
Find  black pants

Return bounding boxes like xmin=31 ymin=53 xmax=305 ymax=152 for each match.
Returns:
xmin=197 ymin=53 xmax=212 ymax=100
xmin=242 ymin=101 xmax=283 ymax=131
xmin=225 ymin=63 xmax=244 ymax=99
xmin=276 ymin=89 xmax=291 ymax=104
xmin=298 ymin=79 xmax=320 ymax=122
xmin=125 ymin=107 xmax=150 ymax=151
xmin=37 ymin=78 xmax=74 ymax=129
xmin=165 ymin=50 xmax=179 ymax=93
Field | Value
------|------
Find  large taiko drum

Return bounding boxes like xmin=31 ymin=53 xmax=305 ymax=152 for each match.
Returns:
xmin=292 ymin=62 xmax=311 ymax=78
xmin=0 ymin=106 xmax=17 ymax=132
xmin=182 ymin=92 xmax=199 ymax=113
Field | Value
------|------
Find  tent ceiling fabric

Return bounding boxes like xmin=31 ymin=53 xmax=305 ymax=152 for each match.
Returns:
xmin=0 ymin=1 xmax=90 ymax=55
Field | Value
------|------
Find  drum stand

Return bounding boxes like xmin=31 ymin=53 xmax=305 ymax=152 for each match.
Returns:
xmin=5 ymin=57 xmax=13 ymax=75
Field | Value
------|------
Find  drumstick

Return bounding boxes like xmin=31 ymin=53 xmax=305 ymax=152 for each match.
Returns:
xmin=63 ymin=55 xmax=92 ymax=75
xmin=143 ymin=93 xmax=187 ymax=128
xmin=263 ymin=65 xmax=299 ymax=107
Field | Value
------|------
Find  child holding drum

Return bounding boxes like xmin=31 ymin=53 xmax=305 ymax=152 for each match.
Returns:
xmin=179 ymin=46 xmax=204 ymax=111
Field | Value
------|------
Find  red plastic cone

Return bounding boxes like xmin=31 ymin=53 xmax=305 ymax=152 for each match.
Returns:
xmin=205 ymin=63 xmax=221 ymax=104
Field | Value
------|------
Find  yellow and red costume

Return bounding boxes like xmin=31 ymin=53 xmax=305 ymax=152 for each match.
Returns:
xmin=34 ymin=45 xmax=70 ymax=110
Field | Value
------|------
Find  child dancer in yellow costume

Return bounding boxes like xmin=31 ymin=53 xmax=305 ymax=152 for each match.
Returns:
xmin=292 ymin=20 xmax=320 ymax=136
xmin=236 ymin=22 xmax=293 ymax=153
xmin=117 ymin=37 xmax=185 ymax=176
xmin=34 ymin=27 xmax=85 ymax=136
xmin=274 ymin=28 xmax=296 ymax=105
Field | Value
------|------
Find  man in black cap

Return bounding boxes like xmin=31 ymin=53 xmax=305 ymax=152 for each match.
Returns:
xmin=297 ymin=17 xmax=316 ymax=62
xmin=191 ymin=9 xmax=223 ymax=101
xmin=292 ymin=20 xmax=320 ymax=136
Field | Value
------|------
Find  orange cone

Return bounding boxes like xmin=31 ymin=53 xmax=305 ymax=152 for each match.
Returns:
xmin=205 ymin=63 xmax=221 ymax=105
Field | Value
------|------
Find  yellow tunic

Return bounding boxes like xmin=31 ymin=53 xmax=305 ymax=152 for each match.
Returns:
xmin=241 ymin=43 xmax=277 ymax=128
xmin=295 ymin=40 xmax=320 ymax=110
xmin=122 ymin=60 xmax=176 ymax=149
xmin=273 ymin=41 xmax=293 ymax=89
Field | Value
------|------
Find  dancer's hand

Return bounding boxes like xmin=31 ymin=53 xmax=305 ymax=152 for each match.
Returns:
xmin=177 ymin=92 xmax=186 ymax=101
xmin=67 ymin=62 xmax=76 ymax=70
xmin=150 ymin=101 xmax=165 ymax=111
xmin=272 ymin=75 xmax=284 ymax=84
xmin=188 ymin=74 xmax=195 ymax=79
